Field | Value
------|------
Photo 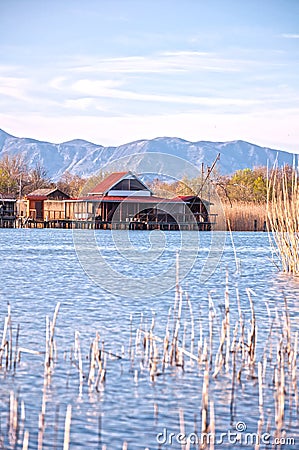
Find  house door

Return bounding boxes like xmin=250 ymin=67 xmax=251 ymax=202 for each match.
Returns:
xmin=35 ymin=201 xmax=43 ymax=220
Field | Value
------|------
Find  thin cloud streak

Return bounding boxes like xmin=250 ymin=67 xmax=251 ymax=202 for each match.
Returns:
xmin=0 ymin=76 xmax=30 ymax=101
xmin=281 ymin=33 xmax=299 ymax=39
xmin=71 ymin=78 xmax=261 ymax=107
xmin=69 ymin=51 xmax=245 ymax=75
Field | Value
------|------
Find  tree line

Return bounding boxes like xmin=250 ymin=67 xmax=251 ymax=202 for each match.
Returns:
xmin=0 ymin=153 xmax=296 ymax=203
xmin=0 ymin=154 xmax=85 ymax=198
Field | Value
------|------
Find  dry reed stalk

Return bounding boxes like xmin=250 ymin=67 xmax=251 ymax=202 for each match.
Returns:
xmin=162 ymin=325 xmax=170 ymax=370
xmin=173 ymin=320 xmax=185 ymax=368
xmin=202 ymin=338 xmax=208 ymax=365
xmin=37 ymin=411 xmax=44 ymax=450
xmin=149 ymin=313 xmax=156 ymax=363
xmin=255 ymin=418 xmax=263 ymax=450
xmin=0 ymin=305 xmax=9 ymax=369
xmin=22 ymin=430 xmax=29 ymax=450
xmin=38 ymin=372 xmax=48 ymax=450
xmin=185 ymin=293 xmax=195 ymax=362
xmin=262 ymin=351 xmax=267 ymax=381
xmin=144 ymin=322 xmax=149 ymax=364
xmin=129 ymin=313 xmax=133 ymax=359
xmin=235 ymin=289 xmax=244 ymax=362
xmin=208 ymin=293 xmax=215 ymax=369
xmin=292 ymin=332 xmax=298 ymax=411
xmin=197 ymin=319 xmax=203 ymax=364
xmin=49 ymin=302 xmax=60 ymax=362
xmin=95 ymin=350 xmax=106 ymax=390
xmin=150 ymin=342 xmax=159 ymax=381
xmin=170 ymin=288 xmax=183 ymax=365
xmin=246 ymin=289 xmax=256 ymax=370
xmin=44 ymin=302 xmax=60 ymax=377
xmin=134 ymin=368 xmax=138 ymax=383
xmin=88 ymin=332 xmax=99 ymax=387
xmin=13 ymin=323 xmax=20 ymax=373
xmin=230 ymin=322 xmax=239 ymax=354
xmin=230 ymin=347 xmax=236 ymax=423
xmin=258 ymin=361 xmax=264 ymax=422
xmin=16 ymin=399 xmax=26 ymax=447
xmin=209 ymin=400 xmax=215 ymax=450
xmin=17 ymin=347 xmax=42 ymax=361
xmin=273 ymin=339 xmax=286 ymax=440
xmin=74 ymin=331 xmax=84 ymax=389
xmin=63 ymin=404 xmax=72 ymax=450
xmin=8 ymin=303 xmax=13 ymax=370
xmin=225 ymin=271 xmax=230 ymax=372
xmin=45 ymin=315 xmax=50 ymax=375
xmin=213 ymin=318 xmax=226 ymax=378
xmin=267 ymin=165 xmax=299 ymax=274
xmin=135 ymin=313 xmax=143 ymax=355
xmin=282 ymin=297 xmax=292 ymax=361
xmin=201 ymin=365 xmax=209 ymax=441
xmin=9 ymin=390 xmax=18 ymax=447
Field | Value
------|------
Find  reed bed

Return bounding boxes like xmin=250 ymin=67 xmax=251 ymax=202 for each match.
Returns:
xmin=219 ymin=201 xmax=268 ymax=232
xmin=267 ymin=166 xmax=299 ymax=275
xmin=0 ymin=280 xmax=298 ymax=449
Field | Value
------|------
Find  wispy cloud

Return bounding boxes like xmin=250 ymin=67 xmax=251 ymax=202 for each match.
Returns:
xmin=69 ymin=51 xmax=244 ymax=75
xmin=70 ymin=78 xmax=261 ymax=108
xmin=281 ymin=33 xmax=299 ymax=39
xmin=63 ymin=97 xmax=96 ymax=110
xmin=0 ymin=76 xmax=30 ymax=101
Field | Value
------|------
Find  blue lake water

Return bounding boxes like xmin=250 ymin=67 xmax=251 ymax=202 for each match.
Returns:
xmin=0 ymin=229 xmax=298 ymax=449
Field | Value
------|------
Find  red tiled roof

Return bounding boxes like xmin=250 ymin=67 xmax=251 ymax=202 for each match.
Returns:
xmin=89 ymin=172 xmax=129 ymax=194
xmin=68 ymin=195 xmax=184 ymax=203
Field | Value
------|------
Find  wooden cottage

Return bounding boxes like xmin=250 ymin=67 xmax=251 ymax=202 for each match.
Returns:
xmin=25 ymin=188 xmax=70 ymax=221
xmin=66 ymin=171 xmax=215 ymax=230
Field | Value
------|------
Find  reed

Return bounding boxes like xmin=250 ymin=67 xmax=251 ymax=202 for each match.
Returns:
xmin=218 ymin=201 xmax=268 ymax=231
xmin=267 ymin=165 xmax=299 ymax=274
xmin=63 ymin=405 xmax=72 ymax=450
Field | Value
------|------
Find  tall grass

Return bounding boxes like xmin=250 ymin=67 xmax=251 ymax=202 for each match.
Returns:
xmin=267 ymin=166 xmax=299 ymax=275
xmin=217 ymin=202 xmax=267 ymax=231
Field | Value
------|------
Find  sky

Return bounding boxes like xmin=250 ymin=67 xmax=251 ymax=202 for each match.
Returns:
xmin=0 ymin=0 xmax=299 ymax=152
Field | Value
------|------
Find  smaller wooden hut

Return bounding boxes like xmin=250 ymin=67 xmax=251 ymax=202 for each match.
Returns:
xmin=0 ymin=196 xmax=16 ymax=227
xmin=25 ymin=188 xmax=70 ymax=221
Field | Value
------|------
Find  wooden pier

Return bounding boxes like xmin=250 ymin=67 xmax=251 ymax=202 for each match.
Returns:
xmin=18 ymin=217 xmax=216 ymax=231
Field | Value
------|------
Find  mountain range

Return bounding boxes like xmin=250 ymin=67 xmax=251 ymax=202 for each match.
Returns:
xmin=0 ymin=128 xmax=295 ymax=181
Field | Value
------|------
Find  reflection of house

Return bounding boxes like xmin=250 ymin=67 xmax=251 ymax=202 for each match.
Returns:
xmin=0 ymin=197 xmax=16 ymax=227
xmin=66 ymin=171 xmax=215 ymax=230
xmin=26 ymin=188 xmax=70 ymax=221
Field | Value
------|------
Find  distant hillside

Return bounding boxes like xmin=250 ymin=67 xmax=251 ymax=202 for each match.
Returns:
xmin=0 ymin=128 xmax=294 ymax=181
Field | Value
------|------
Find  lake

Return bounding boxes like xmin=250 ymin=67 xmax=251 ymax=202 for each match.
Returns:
xmin=0 ymin=229 xmax=298 ymax=449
